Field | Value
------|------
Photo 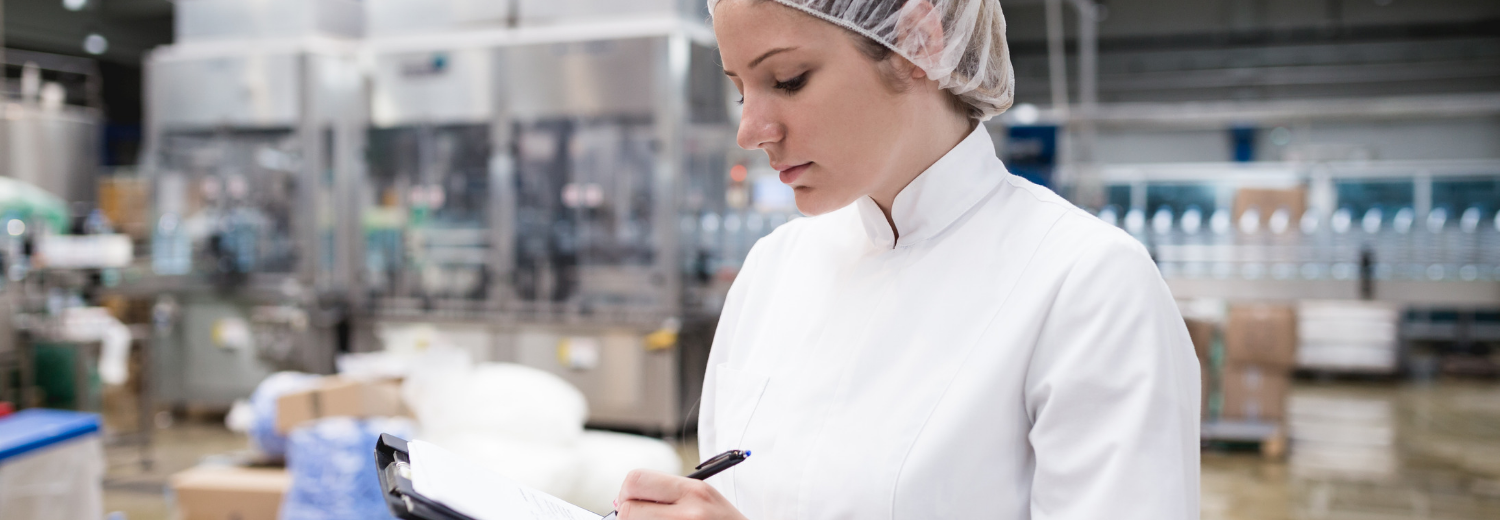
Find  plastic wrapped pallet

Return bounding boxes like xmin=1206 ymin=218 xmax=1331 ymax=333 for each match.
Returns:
xmin=566 ymin=430 xmax=684 ymax=514
xmin=1287 ymin=392 xmax=1397 ymax=480
xmin=404 ymin=361 xmax=588 ymax=446
xmin=281 ymin=417 xmax=416 ymax=520
xmin=404 ymin=356 xmax=594 ymax=498
xmin=1297 ymin=300 xmax=1401 ymax=374
xmin=248 ymin=372 xmax=322 ymax=458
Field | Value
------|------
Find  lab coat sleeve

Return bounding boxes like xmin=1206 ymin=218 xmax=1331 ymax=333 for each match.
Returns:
xmin=1023 ymin=229 xmax=1200 ymax=520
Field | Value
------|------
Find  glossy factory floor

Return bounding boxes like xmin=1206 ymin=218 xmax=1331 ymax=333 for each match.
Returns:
xmin=101 ymin=379 xmax=1500 ymax=520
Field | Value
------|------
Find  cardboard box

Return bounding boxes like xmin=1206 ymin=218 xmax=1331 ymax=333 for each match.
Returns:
xmin=1226 ymin=304 xmax=1298 ymax=367
xmin=171 ymin=466 xmax=290 ymax=520
xmin=1233 ymin=187 xmax=1306 ymax=229
xmin=1220 ymin=363 xmax=1290 ymax=422
xmin=98 ymin=176 xmax=151 ymax=240
xmin=1201 ymin=358 xmax=1211 ymax=419
xmin=1185 ymin=318 xmax=1215 ymax=364
xmin=275 ymin=377 xmax=408 ymax=434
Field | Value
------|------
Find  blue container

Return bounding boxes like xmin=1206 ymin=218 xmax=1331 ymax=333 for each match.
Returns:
xmin=0 ymin=409 xmax=100 ymax=463
xmin=281 ymin=417 xmax=415 ymax=520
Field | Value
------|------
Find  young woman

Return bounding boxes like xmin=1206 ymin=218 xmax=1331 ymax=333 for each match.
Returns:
xmin=616 ymin=1 xmax=1200 ymax=519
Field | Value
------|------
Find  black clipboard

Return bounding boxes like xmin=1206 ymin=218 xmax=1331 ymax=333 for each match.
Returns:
xmin=375 ymin=433 xmax=479 ymax=520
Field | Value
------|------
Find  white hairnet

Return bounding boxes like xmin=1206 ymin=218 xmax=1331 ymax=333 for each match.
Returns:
xmin=709 ymin=0 xmax=1014 ymax=120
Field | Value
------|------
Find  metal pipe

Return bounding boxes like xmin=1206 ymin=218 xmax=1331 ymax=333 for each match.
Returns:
xmin=1071 ymin=0 xmax=1099 ymax=114
xmin=1067 ymin=0 xmax=1101 ymax=206
xmin=1 ymin=0 xmax=6 ymax=82
xmin=1044 ymin=0 xmax=1069 ymax=117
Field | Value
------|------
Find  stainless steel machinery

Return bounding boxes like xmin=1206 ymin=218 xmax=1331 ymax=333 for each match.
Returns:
xmin=140 ymin=29 xmax=366 ymax=406
xmin=0 ymin=50 xmax=104 ymax=406
xmin=1 ymin=50 xmax=101 ymax=224
xmin=361 ymin=12 xmax=742 ymax=434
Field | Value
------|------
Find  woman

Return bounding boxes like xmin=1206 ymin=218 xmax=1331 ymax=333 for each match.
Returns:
xmin=616 ymin=1 xmax=1200 ymax=519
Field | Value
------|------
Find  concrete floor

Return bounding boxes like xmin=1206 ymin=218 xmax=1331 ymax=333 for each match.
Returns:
xmin=101 ymin=379 xmax=1500 ymax=520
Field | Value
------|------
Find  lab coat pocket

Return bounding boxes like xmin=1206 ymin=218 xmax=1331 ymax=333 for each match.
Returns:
xmin=713 ymin=363 xmax=770 ymax=451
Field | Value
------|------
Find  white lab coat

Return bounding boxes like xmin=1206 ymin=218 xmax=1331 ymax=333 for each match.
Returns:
xmin=698 ymin=125 xmax=1200 ymax=520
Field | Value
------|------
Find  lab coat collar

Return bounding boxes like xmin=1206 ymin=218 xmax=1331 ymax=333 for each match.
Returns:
xmin=856 ymin=124 xmax=1004 ymax=249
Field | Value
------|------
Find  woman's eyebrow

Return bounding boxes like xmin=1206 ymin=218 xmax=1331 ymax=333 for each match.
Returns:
xmin=724 ymin=46 xmax=800 ymax=77
xmin=750 ymin=47 xmax=797 ymax=68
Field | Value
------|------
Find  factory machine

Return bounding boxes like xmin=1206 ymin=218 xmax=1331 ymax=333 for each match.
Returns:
xmin=359 ymin=2 xmax=764 ymax=434
xmin=138 ymin=1 xmax=366 ymax=407
xmin=0 ymin=51 xmax=105 ymax=408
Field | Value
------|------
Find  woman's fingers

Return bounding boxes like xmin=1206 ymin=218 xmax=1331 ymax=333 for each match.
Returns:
xmin=617 ymin=469 xmax=700 ymax=505
xmin=617 ymin=498 xmax=709 ymax=520
xmin=613 ymin=470 xmax=742 ymax=520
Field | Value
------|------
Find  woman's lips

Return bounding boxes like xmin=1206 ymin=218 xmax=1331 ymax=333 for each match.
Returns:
xmin=778 ymin=163 xmax=810 ymax=185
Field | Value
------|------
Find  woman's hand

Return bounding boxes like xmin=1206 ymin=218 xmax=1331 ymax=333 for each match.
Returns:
xmin=615 ymin=470 xmax=748 ymax=520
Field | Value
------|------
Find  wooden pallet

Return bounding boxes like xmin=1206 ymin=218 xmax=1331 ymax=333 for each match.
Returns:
xmin=1201 ymin=420 xmax=1287 ymax=459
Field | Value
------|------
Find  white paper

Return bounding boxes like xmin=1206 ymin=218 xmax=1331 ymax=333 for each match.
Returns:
xmin=409 ymin=440 xmax=602 ymax=520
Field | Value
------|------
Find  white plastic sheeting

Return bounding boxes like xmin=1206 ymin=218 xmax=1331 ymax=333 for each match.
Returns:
xmin=399 ymin=340 xmax=679 ymax=511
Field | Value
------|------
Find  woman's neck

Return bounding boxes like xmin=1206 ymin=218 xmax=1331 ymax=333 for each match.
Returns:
xmin=870 ymin=116 xmax=977 ymax=240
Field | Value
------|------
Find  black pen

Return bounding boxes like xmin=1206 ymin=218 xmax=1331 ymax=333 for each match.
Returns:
xmin=601 ymin=449 xmax=751 ymax=520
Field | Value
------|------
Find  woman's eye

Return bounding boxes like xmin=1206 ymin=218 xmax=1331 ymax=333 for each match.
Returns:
xmin=737 ymin=96 xmax=745 ymax=105
xmin=774 ymin=73 xmax=808 ymax=94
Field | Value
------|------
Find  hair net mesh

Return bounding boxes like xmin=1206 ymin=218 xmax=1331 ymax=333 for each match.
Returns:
xmin=709 ymin=0 xmax=1014 ymax=120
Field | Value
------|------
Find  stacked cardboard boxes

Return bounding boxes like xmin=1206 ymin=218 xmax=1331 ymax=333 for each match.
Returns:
xmin=1184 ymin=318 xmax=1215 ymax=418
xmin=170 ymin=376 xmax=409 ymax=519
xmin=1232 ymin=187 xmax=1306 ymax=231
xmin=1222 ymin=304 xmax=1297 ymax=422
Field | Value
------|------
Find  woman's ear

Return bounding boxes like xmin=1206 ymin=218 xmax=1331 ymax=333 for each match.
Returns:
xmin=895 ymin=0 xmax=946 ymax=78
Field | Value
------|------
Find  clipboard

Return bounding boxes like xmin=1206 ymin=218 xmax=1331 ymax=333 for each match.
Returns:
xmin=375 ymin=433 xmax=478 ymax=520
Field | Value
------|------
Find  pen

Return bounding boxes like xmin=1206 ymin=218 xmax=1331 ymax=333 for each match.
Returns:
xmin=601 ymin=449 xmax=751 ymax=520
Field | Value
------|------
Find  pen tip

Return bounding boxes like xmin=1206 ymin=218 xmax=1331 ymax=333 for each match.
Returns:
xmin=744 ymin=450 xmax=751 ymax=457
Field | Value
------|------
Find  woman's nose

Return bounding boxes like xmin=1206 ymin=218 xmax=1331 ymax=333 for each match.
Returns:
xmin=736 ymin=99 xmax=784 ymax=151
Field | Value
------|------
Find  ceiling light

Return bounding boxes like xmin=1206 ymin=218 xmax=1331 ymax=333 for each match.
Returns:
xmin=83 ymin=33 xmax=108 ymax=55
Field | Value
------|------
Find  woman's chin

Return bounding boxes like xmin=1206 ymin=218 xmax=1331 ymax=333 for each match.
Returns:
xmin=792 ymin=189 xmax=854 ymax=217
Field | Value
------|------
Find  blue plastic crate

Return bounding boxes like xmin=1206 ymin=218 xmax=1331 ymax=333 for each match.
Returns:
xmin=0 ymin=409 xmax=101 ymax=463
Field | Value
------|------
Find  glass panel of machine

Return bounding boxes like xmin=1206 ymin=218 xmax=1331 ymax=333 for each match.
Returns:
xmin=512 ymin=117 xmax=658 ymax=312
xmin=154 ymin=131 xmax=301 ymax=280
xmin=1433 ymin=178 xmax=1500 ymax=221
xmin=1334 ymin=180 xmax=1414 ymax=221
xmin=1147 ymin=183 xmax=1219 ymax=221
xmin=365 ymin=124 xmax=493 ymax=301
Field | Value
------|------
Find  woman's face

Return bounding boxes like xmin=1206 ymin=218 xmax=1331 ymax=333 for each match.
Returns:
xmin=714 ymin=0 xmax=924 ymax=216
